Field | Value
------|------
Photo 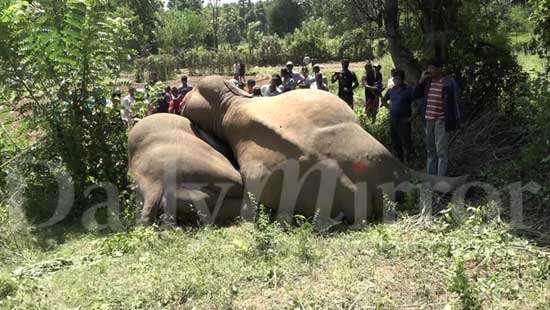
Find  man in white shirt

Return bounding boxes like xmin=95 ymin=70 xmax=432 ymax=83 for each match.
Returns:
xmin=286 ymin=61 xmax=303 ymax=84
xmin=260 ymin=75 xmax=283 ymax=97
xmin=387 ymin=68 xmax=397 ymax=90
xmin=121 ymin=87 xmax=138 ymax=126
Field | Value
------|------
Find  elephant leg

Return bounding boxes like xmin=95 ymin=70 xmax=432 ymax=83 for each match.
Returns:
xmin=139 ymin=180 xmax=164 ymax=226
xmin=211 ymin=198 xmax=249 ymax=225
xmin=371 ymin=188 xmax=384 ymax=223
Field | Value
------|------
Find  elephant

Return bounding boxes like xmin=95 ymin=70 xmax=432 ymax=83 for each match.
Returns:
xmin=181 ymin=76 xmax=466 ymax=227
xmin=128 ymin=113 xmax=246 ymax=226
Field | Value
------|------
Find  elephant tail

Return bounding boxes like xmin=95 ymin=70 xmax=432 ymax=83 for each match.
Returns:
xmin=408 ymin=169 xmax=468 ymax=192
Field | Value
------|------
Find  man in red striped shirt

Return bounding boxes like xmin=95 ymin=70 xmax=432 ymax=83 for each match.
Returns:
xmin=413 ymin=59 xmax=463 ymax=176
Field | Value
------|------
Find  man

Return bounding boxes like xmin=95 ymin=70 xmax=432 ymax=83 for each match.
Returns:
xmin=381 ymin=69 xmax=414 ymax=163
xmin=178 ymin=75 xmax=193 ymax=98
xmin=156 ymin=86 xmax=171 ymax=113
xmin=246 ymin=79 xmax=258 ymax=95
xmin=279 ymin=68 xmax=296 ymax=92
xmin=168 ymin=87 xmax=184 ymax=114
xmin=387 ymin=68 xmax=397 ymax=90
xmin=310 ymin=73 xmax=328 ymax=91
xmin=362 ymin=61 xmax=382 ymax=124
xmin=312 ymin=64 xmax=327 ymax=85
xmin=297 ymin=67 xmax=313 ymax=89
xmin=286 ymin=61 xmax=303 ymax=84
xmin=331 ymin=59 xmax=359 ymax=108
xmin=121 ymin=87 xmax=136 ymax=126
xmin=413 ymin=59 xmax=463 ymax=176
xmin=260 ymin=74 xmax=282 ymax=97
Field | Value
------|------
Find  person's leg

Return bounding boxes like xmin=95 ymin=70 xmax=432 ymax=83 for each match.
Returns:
xmin=391 ymin=118 xmax=404 ymax=162
xmin=345 ymin=93 xmax=354 ymax=109
xmin=401 ymin=120 xmax=414 ymax=163
xmin=435 ymin=119 xmax=449 ymax=176
xmin=425 ymin=120 xmax=437 ymax=175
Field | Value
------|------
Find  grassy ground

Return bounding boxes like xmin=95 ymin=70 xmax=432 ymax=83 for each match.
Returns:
xmin=1 ymin=206 xmax=549 ymax=309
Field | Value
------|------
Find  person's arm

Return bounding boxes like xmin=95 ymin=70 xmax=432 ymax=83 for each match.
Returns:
xmin=331 ymin=72 xmax=339 ymax=83
xmin=412 ymin=71 xmax=430 ymax=99
xmin=381 ymin=91 xmax=391 ymax=109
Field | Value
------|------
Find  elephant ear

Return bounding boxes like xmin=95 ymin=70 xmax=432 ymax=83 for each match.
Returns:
xmin=224 ymin=80 xmax=253 ymax=98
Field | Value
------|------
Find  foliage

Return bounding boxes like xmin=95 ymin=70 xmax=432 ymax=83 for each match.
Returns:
xmin=286 ymin=18 xmax=336 ymax=63
xmin=114 ymin=0 xmax=162 ymax=54
xmin=156 ymin=9 xmax=207 ymax=56
xmin=167 ymin=0 xmax=202 ymax=11
xmin=138 ymin=54 xmax=178 ymax=82
xmin=266 ymin=0 xmax=305 ymax=36
xmin=0 ymin=0 xmax=134 ymax=223
xmin=0 ymin=275 xmax=16 ymax=300
xmin=529 ymin=0 xmax=550 ymax=69
xmin=1 ymin=208 xmax=549 ymax=308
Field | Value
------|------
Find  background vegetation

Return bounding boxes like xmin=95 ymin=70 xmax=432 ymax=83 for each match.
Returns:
xmin=0 ymin=0 xmax=549 ymax=307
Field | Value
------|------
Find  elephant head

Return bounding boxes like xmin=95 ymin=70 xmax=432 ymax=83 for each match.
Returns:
xmin=182 ymin=76 xmax=252 ymax=141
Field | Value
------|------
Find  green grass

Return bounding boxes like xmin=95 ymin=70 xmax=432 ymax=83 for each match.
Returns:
xmin=1 ymin=205 xmax=549 ymax=309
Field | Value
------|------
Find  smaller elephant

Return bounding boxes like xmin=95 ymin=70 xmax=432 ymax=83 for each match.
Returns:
xmin=128 ymin=113 xmax=247 ymax=226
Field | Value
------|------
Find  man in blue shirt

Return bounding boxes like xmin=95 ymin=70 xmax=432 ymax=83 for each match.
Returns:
xmin=178 ymin=75 xmax=193 ymax=97
xmin=382 ymin=69 xmax=414 ymax=163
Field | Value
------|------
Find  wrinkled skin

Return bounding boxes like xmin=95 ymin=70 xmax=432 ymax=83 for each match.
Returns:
xmin=128 ymin=113 xmax=245 ymax=226
xmin=182 ymin=76 xmax=465 ymax=226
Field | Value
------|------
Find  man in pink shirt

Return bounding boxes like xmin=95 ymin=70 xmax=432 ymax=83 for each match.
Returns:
xmin=413 ymin=59 xmax=463 ymax=176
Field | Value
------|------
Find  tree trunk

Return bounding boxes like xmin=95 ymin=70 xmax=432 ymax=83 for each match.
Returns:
xmin=419 ymin=0 xmax=457 ymax=62
xmin=383 ymin=0 xmax=421 ymax=81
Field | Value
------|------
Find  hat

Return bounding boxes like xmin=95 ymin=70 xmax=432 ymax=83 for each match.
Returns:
xmin=286 ymin=61 xmax=294 ymax=66
xmin=312 ymin=63 xmax=320 ymax=69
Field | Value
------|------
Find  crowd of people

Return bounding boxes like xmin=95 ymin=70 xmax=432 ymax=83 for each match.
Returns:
xmin=117 ymin=57 xmax=462 ymax=177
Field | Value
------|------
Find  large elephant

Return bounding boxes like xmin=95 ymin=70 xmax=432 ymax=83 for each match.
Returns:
xmin=128 ymin=113 xmax=246 ymax=226
xmin=181 ymin=76 xmax=465 ymax=226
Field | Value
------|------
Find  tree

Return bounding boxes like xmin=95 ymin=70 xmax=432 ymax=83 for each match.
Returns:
xmin=157 ymin=10 xmax=207 ymax=54
xmin=167 ymin=0 xmax=203 ymax=11
xmin=246 ymin=21 xmax=263 ymax=55
xmin=116 ymin=0 xmax=163 ymax=54
xmin=530 ymin=0 xmax=550 ymax=71
xmin=207 ymin=0 xmax=221 ymax=50
xmin=0 ymin=0 xmax=134 ymax=221
xmin=219 ymin=5 xmax=244 ymax=47
xmin=266 ymin=0 xmax=305 ymax=35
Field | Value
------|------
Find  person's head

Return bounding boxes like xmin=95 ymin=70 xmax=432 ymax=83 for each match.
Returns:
xmin=246 ymin=79 xmax=256 ymax=90
xmin=271 ymin=74 xmax=282 ymax=87
xmin=364 ymin=60 xmax=373 ymax=71
xmin=301 ymin=66 xmax=309 ymax=76
xmin=312 ymin=63 xmax=321 ymax=73
xmin=171 ymin=87 xmax=179 ymax=96
xmin=373 ymin=64 xmax=382 ymax=72
xmin=285 ymin=61 xmax=294 ymax=72
xmin=426 ymin=58 xmax=444 ymax=78
xmin=181 ymin=75 xmax=188 ymax=84
xmin=150 ymin=72 xmax=159 ymax=83
xmin=129 ymin=87 xmax=136 ymax=97
xmin=164 ymin=86 xmax=171 ymax=93
xmin=280 ymin=68 xmax=289 ymax=78
xmin=390 ymin=68 xmax=397 ymax=77
xmin=341 ymin=59 xmax=350 ymax=70
xmin=393 ymin=69 xmax=405 ymax=86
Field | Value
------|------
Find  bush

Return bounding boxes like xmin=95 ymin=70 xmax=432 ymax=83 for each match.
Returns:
xmin=134 ymin=54 xmax=177 ymax=82
xmin=286 ymin=18 xmax=335 ymax=63
xmin=0 ymin=275 xmax=16 ymax=300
